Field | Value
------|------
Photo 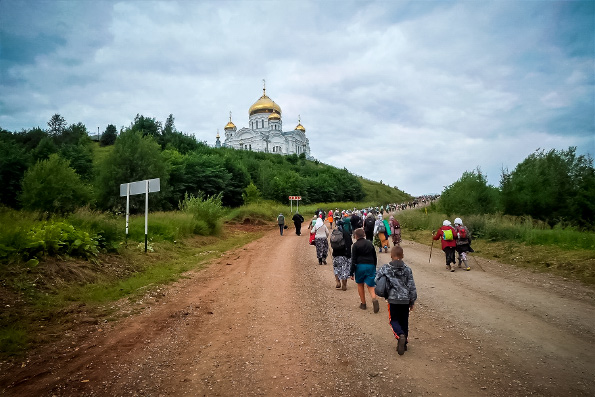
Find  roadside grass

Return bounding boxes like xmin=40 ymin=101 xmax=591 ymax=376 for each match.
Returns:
xmin=0 ymin=225 xmax=264 ymax=358
xmin=399 ymin=210 xmax=595 ymax=285
xmin=0 ymin=326 xmax=28 ymax=356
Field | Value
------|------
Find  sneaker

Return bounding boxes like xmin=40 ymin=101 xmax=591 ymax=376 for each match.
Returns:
xmin=372 ymin=299 xmax=379 ymax=313
xmin=397 ymin=334 xmax=406 ymax=355
xmin=451 ymin=266 xmax=455 ymax=272
xmin=465 ymin=266 xmax=471 ymax=271
xmin=359 ymin=303 xmax=367 ymax=310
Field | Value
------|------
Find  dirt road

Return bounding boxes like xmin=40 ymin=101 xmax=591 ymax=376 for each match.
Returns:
xmin=1 ymin=225 xmax=594 ymax=396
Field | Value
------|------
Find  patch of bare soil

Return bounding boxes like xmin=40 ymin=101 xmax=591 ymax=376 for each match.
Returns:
xmin=1 ymin=225 xmax=594 ymax=396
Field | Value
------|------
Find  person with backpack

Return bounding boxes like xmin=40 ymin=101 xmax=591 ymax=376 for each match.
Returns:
xmin=389 ymin=215 xmax=402 ymax=246
xmin=375 ymin=245 xmax=417 ymax=355
xmin=333 ymin=209 xmax=341 ymax=225
xmin=374 ymin=214 xmax=390 ymax=253
xmin=312 ymin=218 xmax=330 ymax=265
xmin=350 ymin=228 xmax=380 ymax=313
xmin=364 ymin=213 xmax=376 ymax=241
xmin=292 ymin=211 xmax=305 ymax=236
xmin=350 ymin=210 xmax=363 ymax=234
xmin=327 ymin=210 xmax=334 ymax=229
xmin=432 ymin=220 xmax=457 ymax=271
xmin=453 ymin=217 xmax=473 ymax=270
xmin=331 ymin=219 xmax=353 ymax=290
xmin=277 ymin=213 xmax=285 ymax=236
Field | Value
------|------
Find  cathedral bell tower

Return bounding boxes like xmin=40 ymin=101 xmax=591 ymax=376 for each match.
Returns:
xmin=224 ymin=111 xmax=236 ymax=140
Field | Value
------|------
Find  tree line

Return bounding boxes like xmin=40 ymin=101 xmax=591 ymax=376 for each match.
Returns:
xmin=439 ymin=147 xmax=595 ymax=229
xmin=0 ymin=114 xmax=367 ymax=214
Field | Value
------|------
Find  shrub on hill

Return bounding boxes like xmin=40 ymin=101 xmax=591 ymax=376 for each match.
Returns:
xmin=20 ymin=154 xmax=92 ymax=215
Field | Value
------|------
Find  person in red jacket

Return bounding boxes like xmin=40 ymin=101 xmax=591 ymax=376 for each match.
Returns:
xmin=432 ymin=220 xmax=457 ymax=272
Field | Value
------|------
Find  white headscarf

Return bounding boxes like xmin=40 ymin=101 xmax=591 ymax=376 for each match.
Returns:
xmin=315 ymin=218 xmax=324 ymax=229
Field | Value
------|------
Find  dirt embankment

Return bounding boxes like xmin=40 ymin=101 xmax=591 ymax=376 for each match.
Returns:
xmin=1 ymin=225 xmax=594 ymax=396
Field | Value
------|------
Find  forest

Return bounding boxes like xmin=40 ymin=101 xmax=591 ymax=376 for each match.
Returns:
xmin=0 ymin=113 xmax=409 ymax=216
xmin=437 ymin=147 xmax=595 ymax=230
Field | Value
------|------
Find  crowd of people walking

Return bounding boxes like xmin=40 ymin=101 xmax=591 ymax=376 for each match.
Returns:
xmin=276 ymin=205 xmax=472 ymax=356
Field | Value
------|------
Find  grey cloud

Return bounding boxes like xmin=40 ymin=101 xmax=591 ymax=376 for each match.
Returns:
xmin=0 ymin=0 xmax=592 ymax=196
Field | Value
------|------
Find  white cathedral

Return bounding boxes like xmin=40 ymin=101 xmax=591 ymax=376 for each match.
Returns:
xmin=215 ymin=84 xmax=311 ymax=158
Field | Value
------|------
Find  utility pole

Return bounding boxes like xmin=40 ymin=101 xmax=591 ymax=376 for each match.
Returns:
xmin=97 ymin=126 xmax=99 ymax=141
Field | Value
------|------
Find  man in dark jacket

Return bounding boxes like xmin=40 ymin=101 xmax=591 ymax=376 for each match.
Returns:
xmin=292 ymin=212 xmax=305 ymax=236
xmin=363 ymin=214 xmax=376 ymax=241
xmin=350 ymin=228 xmax=380 ymax=313
xmin=350 ymin=211 xmax=363 ymax=233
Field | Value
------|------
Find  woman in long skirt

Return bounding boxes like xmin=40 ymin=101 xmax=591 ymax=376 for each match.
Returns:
xmin=331 ymin=220 xmax=353 ymax=290
xmin=313 ymin=218 xmax=330 ymax=265
xmin=389 ymin=215 xmax=402 ymax=246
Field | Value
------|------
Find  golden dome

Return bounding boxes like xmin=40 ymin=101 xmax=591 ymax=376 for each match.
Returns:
xmin=249 ymin=87 xmax=282 ymax=116
xmin=295 ymin=115 xmax=305 ymax=132
xmin=268 ymin=111 xmax=281 ymax=120
xmin=224 ymin=111 xmax=235 ymax=130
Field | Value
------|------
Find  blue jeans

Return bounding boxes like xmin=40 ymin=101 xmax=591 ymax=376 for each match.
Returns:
xmin=279 ymin=224 xmax=284 ymax=235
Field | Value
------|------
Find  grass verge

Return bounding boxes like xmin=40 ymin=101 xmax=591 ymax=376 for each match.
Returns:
xmin=0 ymin=224 xmax=265 ymax=358
xmin=403 ymin=228 xmax=595 ymax=285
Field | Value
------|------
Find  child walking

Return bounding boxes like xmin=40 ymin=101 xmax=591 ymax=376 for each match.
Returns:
xmin=375 ymin=246 xmax=417 ymax=355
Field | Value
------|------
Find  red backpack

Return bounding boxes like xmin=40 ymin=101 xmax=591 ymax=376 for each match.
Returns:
xmin=457 ymin=226 xmax=467 ymax=239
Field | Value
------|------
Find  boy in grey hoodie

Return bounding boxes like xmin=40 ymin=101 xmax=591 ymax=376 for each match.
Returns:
xmin=375 ymin=246 xmax=417 ymax=355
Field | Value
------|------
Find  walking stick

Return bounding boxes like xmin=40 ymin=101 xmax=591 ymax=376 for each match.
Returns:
xmin=429 ymin=239 xmax=434 ymax=263
xmin=471 ymin=254 xmax=485 ymax=272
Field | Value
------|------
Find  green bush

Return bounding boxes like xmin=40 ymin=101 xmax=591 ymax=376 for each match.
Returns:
xmin=25 ymin=221 xmax=99 ymax=260
xmin=68 ymin=209 xmax=123 ymax=251
xmin=126 ymin=211 xmax=199 ymax=242
xmin=500 ymin=147 xmax=595 ymax=228
xmin=439 ymin=168 xmax=500 ymax=216
xmin=20 ymin=154 xmax=92 ymax=214
xmin=179 ymin=193 xmax=225 ymax=235
xmin=0 ymin=208 xmax=101 ymax=263
xmin=226 ymin=201 xmax=285 ymax=224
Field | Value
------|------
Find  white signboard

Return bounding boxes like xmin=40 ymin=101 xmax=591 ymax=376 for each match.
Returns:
xmin=120 ymin=178 xmax=161 ymax=252
xmin=120 ymin=178 xmax=160 ymax=196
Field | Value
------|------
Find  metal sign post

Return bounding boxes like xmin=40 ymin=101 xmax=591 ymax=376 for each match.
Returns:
xmin=120 ymin=178 xmax=161 ymax=253
xmin=288 ymin=196 xmax=302 ymax=213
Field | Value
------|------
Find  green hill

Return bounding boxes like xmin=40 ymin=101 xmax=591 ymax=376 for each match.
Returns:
xmin=91 ymin=140 xmax=410 ymax=208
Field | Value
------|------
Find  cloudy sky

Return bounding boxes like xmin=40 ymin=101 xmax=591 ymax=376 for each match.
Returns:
xmin=1 ymin=0 xmax=593 ymax=196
